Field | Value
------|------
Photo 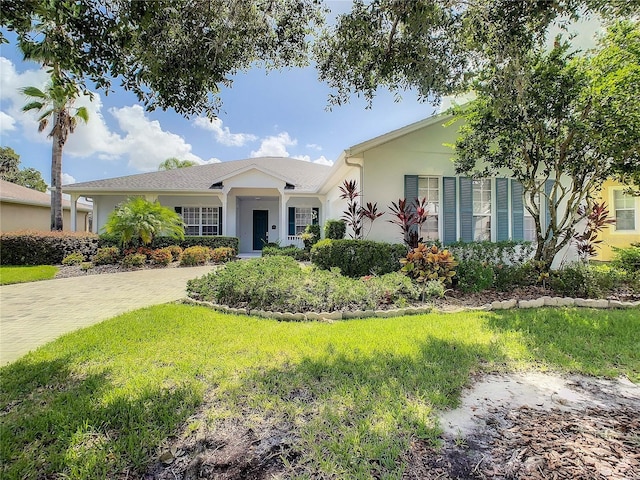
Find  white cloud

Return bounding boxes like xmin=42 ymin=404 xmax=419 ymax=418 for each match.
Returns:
xmin=293 ymin=154 xmax=333 ymax=166
xmin=0 ymin=111 xmax=16 ymax=132
xmin=306 ymin=143 xmax=322 ymax=151
xmin=62 ymin=173 xmax=76 ymax=185
xmin=193 ymin=117 xmax=258 ymax=146
xmin=202 ymin=157 xmax=222 ymax=164
xmin=250 ymin=132 xmax=296 ymax=157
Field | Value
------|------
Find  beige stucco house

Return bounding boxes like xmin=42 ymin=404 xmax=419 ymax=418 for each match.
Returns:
xmin=64 ymin=113 xmax=601 ymax=261
xmin=0 ymin=179 xmax=92 ymax=232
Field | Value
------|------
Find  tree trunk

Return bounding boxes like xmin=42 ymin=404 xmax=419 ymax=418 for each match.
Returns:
xmin=50 ymin=124 xmax=64 ymax=231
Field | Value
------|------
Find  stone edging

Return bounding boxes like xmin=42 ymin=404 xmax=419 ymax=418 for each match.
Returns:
xmin=181 ymin=296 xmax=640 ymax=321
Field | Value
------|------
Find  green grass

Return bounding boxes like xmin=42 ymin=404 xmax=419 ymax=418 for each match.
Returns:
xmin=0 ymin=265 xmax=59 ymax=285
xmin=1 ymin=305 xmax=638 ymax=479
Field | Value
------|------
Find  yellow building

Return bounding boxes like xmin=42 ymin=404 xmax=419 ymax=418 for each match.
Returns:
xmin=594 ymin=179 xmax=640 ymax=261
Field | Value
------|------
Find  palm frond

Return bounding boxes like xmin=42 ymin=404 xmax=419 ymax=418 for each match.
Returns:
xmin=22 ymin=101 xmax=45 ymax=112
xmin=21 ymin=86 xmax=47 ymax=99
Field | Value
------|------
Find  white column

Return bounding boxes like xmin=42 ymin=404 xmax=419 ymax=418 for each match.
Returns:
xmin=92 ymin=201 xmax=99 ymax=234
xmin=280 ymin=192 xmax=289 ymax=244
xmin=145 ymin=194 xmax=158 ymax=202
xmin=70 ymin=194 xmax=78 ymax=232
xmin=221 ymin=192 xmax=228 ymax=236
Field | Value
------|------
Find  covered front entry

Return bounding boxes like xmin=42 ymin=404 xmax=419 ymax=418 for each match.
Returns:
xmin=252 ymin=210 xmax=269 ymax=250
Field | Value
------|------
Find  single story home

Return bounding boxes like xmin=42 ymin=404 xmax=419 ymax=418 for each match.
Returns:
xmin=64 ymin=113 xmax=638 ymax=261
xmin=0 ymin=179 xmax=92 ymax=232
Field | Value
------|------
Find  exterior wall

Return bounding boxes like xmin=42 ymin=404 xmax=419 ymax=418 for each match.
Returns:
xmin=594 ymin=180 xmax=640 ymax=261
xmin=0 ymin=202 xmax=89 ymax=232
xmin=93 ymin=195 xmax=128 ymax=233
xmin=323 ymin=166 xmax=360 ymax=238
xmin=361 ymin=120 xmax=458 ymax=244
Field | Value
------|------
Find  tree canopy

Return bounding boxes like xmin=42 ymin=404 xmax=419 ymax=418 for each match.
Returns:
xmin=158 ymin=158 xmax=199 ymax=171
xmin=0 ymin=146 xmax=48 ymax=192
xmin=452 ymin=21 xmax=640 ymax=270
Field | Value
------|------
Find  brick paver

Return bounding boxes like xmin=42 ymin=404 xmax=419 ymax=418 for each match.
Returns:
xmin=0 ymin=266 xmax=215 ymax=365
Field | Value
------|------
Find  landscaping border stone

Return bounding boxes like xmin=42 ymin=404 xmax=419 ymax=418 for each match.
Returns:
xmin=181 ymin=297 xmax=640 ymax=321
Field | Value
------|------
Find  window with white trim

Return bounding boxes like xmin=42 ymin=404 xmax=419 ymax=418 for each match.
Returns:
xmin=418 ymin=176 xmax=439 ymax=240
xmin=181 ymin=207 xmax=219 ymax=236
xmin=295 ymin=207 xmax=315 ymax=235
xmin=523 ymin=192 xmax=540 ymax=242
xmin=614 ymin=190 xmax=636 ymax=231
xmin=473 ymin=178 xmax=491 ymax=241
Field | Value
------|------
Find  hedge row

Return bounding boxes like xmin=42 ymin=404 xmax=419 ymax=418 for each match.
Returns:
xmin=0 ymin=231 xmax=100 ymax=265
xmin=98 ymin=234 xmax=239 ymax=253
xmin=1 ymin=231 xmax=239 ymax=265
xmin=310 ymin=239 xmax=407 ymax=277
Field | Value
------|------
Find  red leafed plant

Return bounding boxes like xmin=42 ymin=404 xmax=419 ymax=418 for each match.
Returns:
xmin=339 ymin=180 xmax=383 ymax=239
xmin=388 ymin=197 xmax=432 ymax=248
xmin=574 ymin=201 xmax=616 ymax=262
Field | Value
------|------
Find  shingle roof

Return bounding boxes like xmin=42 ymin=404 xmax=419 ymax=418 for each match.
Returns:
xmin=63 ymin=157 xmax=332 ymax=193
xmin=0 ymin=180 xmax=92 ymax=211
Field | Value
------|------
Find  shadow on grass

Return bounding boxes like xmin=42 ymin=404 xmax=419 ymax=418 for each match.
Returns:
xmin=0 ymin=356 xmax=202 ymax=480
xmin=224 ymin=336 xmax=496 ymax=479
xmin=486 ymin=307 xmax=640 ymax=380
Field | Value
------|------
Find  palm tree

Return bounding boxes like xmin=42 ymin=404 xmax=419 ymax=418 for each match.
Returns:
xmin=158 ymin=157 xmax=198 ymax=170
xmin=22 ymin=79 xmax=88 ymax=230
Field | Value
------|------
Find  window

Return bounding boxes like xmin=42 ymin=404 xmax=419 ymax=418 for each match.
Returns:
xmin=181 ymin=207 xmax=219 ymax=236
xmin=523 ymin=193 xmax=540 ymax=242
xmin=418 ymin=176 xmax=439 ymax=240
xmin=294 ymin=207 xmax=315 ymax=235
xmin=473 ymin=178 xmax=491 ymax=241
xmin=614 ymin=190 xmax=636 ymax=231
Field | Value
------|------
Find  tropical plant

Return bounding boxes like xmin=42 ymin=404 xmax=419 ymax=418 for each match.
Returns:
xmin=158 ymin=157 xmax=198 ymax=170
xmin=574 ymin=202 xmax=616 ymax=262
xmin=180 ymin=246 xmax=210 ymax=266
xmin=103 ymin=197 xmax=185 ymax=247
xmin=339 ymin=179 xmax=383 ymax=239
xmin=22 ymin=79 xmax=88 ymax=230
xmin=388 ymin=197 xmax=433 ymax=248
xmin=400 ymin=243 xmax=457 ymax=286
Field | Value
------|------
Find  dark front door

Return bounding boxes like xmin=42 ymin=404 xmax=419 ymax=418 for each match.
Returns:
xmin=252 ymin=210 xmax=269 ymax=250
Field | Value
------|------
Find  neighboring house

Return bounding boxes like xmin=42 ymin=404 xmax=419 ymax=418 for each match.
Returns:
xmin=0 ymin=179 xmax=92 ymax=232
xmin=64 ymin=113 xmax=636 ymax=260
xmin=593 ymin=179 xmax=640 ymax=260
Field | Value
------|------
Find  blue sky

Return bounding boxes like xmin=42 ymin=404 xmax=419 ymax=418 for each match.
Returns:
xmin=0 ymin=6 xmax=601 ymax=187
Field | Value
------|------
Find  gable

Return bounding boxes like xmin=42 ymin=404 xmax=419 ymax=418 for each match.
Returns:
xmin=223 ymin=168 xmax=287 ymax=189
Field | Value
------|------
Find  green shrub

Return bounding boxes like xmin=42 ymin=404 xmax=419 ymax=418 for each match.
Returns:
xmin=262 ymin=245 xmax=310 ymax=261
xmin=121 ymin=253 xmax=146 ymax=268
xmin=210 ymin=247 xmax=235 ymax=263
xmin=167 ymin=245 xmax=183 ymax=262
xmin=302 ymin=224 xmax=322 ymax=251
xmin=325 ymin=219 xmax=346 ymax=240
xmin=61 ymin=252 xmax=84 ymax=266
xmin=187 ymin=256 xmax=419 ymax=313
xmin=447 ymin=241 xmax=535 ymax=266
xmin=612 ymin=245 xmax=640 ymax=272
xmin=92 ymin=247 xmax=121 ymax=265
xmin=549 ymin=262 xmax=624 ymax=298
xmin=423 ymin=279 xmax=446 ymax=299
xmin=150 ymin=248 xmax=173 ymax=265
xmin=455 ymin=260 xmax=494 ymax=293
xmin=0 ymin=231 xmax=100 ymax=265
xmin=180 ymin=246 xmax=211 ymax=266
xmin=311 ymin=239 xmax=407 ymax=277
xmin=80 ymin=262 xmax=93 ymax=271
xmin=493 ymin=262 xmax=538 ymax=291
xmin=99 ymin=234 xmax=239 ymax=254
xmin=400 ymin=243 xmax=457 ymax=286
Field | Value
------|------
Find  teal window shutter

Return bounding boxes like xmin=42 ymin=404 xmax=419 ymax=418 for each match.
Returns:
xmin=544 ymin=180 xmax=555 ymax=237
xmin=511 ymin=180 xmax=524 ymax=241
xmin=312 ymin=207 xmax=319 ymax=225
xmin=442 ymin=177 xmax=457 ymax=244
xmin=217 ymin=206 xmax=223 ymax=235
xmin=459 ymin=177 xmax=473 ymax=242
xmin=496 ymin=178 xmax=509 ymax=241
xmin=288 ymin=207 xmax=295 ymax=236
xmin=404 ymin=175 xmax=419 ymax=205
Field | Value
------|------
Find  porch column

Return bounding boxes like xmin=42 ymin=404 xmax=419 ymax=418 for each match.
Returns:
xmin=221 ymin=191 xmax=228 ymax=236
xmin=70 ymin=194 xmax=78 ymax=232
xmin=145 ymin=194 xmax=158 ymax=202
xmin=92 ymin=202 xmax=99 ymax=233
xmin=280 ymin=191 xmax=289 ymax=244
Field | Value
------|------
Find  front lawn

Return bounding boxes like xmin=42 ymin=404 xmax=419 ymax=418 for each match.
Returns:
xmin=1 ymin=305 xmax=638 ymax=479
xmin=0 ymin=265 xmax=59 ymax=285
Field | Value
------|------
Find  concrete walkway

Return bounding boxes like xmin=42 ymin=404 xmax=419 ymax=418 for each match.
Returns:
xmin=0 ymin=266 xmax=215 ymax=365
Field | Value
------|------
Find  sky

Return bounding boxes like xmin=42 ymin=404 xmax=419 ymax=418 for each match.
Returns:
xmin=0 ymin=4 xmax=603 ymax=187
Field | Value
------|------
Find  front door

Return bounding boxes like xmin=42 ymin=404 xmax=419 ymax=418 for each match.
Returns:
xmin=252 ymin=210 xmax=269 ymax=250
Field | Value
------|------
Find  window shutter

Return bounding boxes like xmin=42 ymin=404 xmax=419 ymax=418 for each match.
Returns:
xmin=312 ymin=207 xmax=319 ymax=225
xmin=544 ymin=180 xmax=555 ymax=237
xmin=442 ymin=177 xmax=457 ymax=244
xmin=288 ymin=207 xmax=295 ymax=236
xmin=404 ymin=175 xmax=418 ymax=205
xmin=459 ymin=177 xmax=473 ymax=242
xmin=218 ymin=206 xmax=223 ymax=235
xmin=174 ymin=206 xmax=182 ymax=215
xmin=496 ymin=178 xmax=509 ymax=241
xmin=511 ymin=180 xmax=524 ymax=241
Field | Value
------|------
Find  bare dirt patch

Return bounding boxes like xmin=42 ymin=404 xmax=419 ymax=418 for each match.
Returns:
xmin=405 ymin=372 xmax=640 ymax=479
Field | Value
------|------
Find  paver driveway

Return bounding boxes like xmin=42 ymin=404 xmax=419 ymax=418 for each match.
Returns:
xmin=0 ymin=266 xmax=214 ymax=365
